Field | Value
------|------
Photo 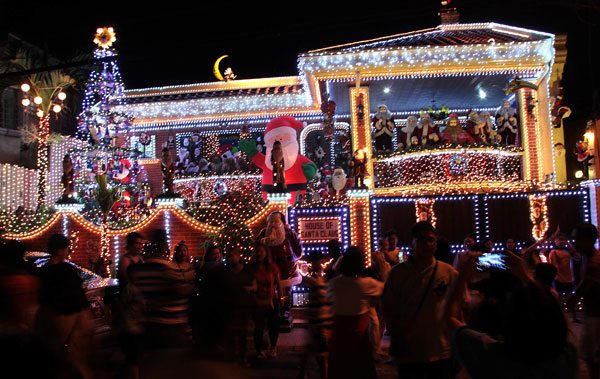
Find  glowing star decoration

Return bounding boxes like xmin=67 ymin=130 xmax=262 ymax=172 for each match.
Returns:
xmin=528 ymin=194 xmax=549 ymax=241
xmin=93 ymin=27 xmax=117 ymax=49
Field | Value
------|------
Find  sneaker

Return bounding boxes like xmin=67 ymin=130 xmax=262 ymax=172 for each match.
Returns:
xmin=267 ymin=348 xmax=277 ymax=359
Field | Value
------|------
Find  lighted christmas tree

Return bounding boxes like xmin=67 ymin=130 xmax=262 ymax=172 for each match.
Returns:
xmin=68 ymin=27 xmax=152 ymax=276
xmin=77 ymin=27 xmax=133 ymax=144
xmin=217 ymin=220 xmax=255 ymax=260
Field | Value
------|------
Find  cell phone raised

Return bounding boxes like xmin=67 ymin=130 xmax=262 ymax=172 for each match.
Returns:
xmin=476 ymin=253 xmax=507 ymax=271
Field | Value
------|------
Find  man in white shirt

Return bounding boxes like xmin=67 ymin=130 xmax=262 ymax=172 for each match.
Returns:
xmin=383 ymin=222 xmax=460 ymax=379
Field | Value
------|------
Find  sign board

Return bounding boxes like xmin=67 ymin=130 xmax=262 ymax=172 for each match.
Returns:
xmin=298 ymin=217 xmax=340 ymax=243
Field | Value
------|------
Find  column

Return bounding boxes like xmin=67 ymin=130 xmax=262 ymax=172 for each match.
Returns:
xmin=349 ymin=85 xmax=374 ymax=189
xmin=348 ymin=190 xmax=372 ymax=265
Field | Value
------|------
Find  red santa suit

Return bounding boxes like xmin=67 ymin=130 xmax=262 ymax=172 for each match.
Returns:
xmin=240 ymin=116 xmax=317 ymax=201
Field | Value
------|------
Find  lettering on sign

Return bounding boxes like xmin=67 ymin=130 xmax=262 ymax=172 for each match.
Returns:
xmin=298 ymin=217 xmax=340 ymax=242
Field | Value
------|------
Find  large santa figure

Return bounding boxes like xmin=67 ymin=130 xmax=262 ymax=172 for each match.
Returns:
xmin=495 ymin=100 xmax=519 ymax=145
xmin=398 ymin=116 xmax=419 ymax=150
xmin=416 ymin=112 xmax=440 ymax=146
xmin=239 ymin=116 xmax=317 ymax=200
xmin=372 ymin=104 xmax=395 ymax=151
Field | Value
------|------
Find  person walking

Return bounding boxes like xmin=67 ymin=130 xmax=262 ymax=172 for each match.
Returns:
xmin=383 ymin=222 xmax=460 ymax=379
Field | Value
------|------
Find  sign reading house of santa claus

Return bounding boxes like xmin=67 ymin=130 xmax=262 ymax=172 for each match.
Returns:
xmin=298 ymin=217 xmax=340 ymax=243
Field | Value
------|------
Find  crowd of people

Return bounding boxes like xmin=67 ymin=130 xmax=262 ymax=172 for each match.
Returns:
xmin=1 ymin=216 xmax=600 ymax=379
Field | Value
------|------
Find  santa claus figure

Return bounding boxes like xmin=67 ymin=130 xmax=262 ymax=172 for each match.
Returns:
xmin=258 ymin=211 xmax=303 ymax=324
xmin=239 ymin=116 xmax=317 ymax=201
xmin=331 ymin=167 xmax=347 ymax=195
xmin=417 ymin=113 xmax=440 ymax=146
xmin=465 ymin=110 xmax=486 ymax=143
xmin=372 ymin=104 xmax=395 ymax=151
xmin=399 ymin=116 xmax=419 ymax=150
xmin=495 ymin=100 xmax=519 ymax=145
xmin=441 ymin=113 xmax=475 ymax=144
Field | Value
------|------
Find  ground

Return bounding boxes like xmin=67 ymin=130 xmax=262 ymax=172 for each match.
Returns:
xmin=92 ymin=315 xmax=589 ymax=379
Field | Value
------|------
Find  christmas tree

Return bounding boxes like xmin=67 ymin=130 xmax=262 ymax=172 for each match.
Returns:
xmin=217 ymin=220 xmax=255 ymax=260
xmin=77 ymin=27 xmax=133 ymax=143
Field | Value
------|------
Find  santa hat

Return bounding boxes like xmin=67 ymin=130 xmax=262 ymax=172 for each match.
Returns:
xmin=264 ymin=116 xmax=305 ymax=140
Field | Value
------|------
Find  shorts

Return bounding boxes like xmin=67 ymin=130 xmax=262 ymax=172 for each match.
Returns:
xmin=581 ymin=316 xmax=600 ymax=361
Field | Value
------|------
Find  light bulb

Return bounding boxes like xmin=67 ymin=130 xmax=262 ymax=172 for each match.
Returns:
xmin=21 ymin=98 xmax=30 ymax=106
xmin=34 ymin=96 xmax=43 ymax=105
xmin=36 ymin=110 xmax=44 ymax=118
xmin=20 ymin=83 xmax=30 ymax=92
xmin=52 ymin=104 xmax=62 ymax=113
xmin=57 ymin=92 xmax=67 ymax=101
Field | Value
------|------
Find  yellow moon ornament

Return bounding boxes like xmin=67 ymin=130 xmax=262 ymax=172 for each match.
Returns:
xmin=213 ymin=55 xmax=228 ymax=81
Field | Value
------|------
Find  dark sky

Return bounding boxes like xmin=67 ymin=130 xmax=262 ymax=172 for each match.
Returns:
xmin=2 ymin=0 xmax=599 ymax=177
xmin=1 ymin=1 xmax=597 ymax=100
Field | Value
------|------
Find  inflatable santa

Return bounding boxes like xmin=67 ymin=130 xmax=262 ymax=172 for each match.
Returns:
xmin=239 ymin=116 xmax=317 ymax=200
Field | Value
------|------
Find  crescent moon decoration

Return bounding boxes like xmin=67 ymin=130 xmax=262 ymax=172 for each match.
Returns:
xmin=213 ymin=55 xmax=228 ymax=81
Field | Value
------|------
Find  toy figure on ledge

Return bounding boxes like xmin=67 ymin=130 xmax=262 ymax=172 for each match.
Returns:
xmin=417 ymin=112 xmax=440 ymax=146
xmin=321 ymin=93 xmax=336 ymax=141
xmin=331 ymin=167 xmax=348 ymax=195
xmin=440 ymin=113 xmax=474 ymax=144
xmin=575 ymin=139 xmax=594 ymax=178
xmin=271 ymin=140 xmax=286 ymax=192
xmin=399 ymin=116 xmax=419 ymax=150
xmin=61 ymin=154 xmax=75 ymax=200
xmin=239 ymin=116 xmax=317 ymax=202
xmin=349 ymin=149 xmax=368 ymax=189
xmin=160 ymin=148 xmax=176 ymax=194
xmin=495 ymin=100 xmax=519 ymax=145
xmin=373 ymin=105 xmax=395 ymax=151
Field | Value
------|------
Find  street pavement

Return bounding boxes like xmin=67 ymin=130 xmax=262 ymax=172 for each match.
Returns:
xmin=93 ymin=319 xmax=589 ymax=379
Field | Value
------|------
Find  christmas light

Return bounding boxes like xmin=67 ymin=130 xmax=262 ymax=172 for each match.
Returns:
xmin=374 ymin=148 xmax=522 ymax=189
xmin=113 ymin=92 xmax=313 ymax=125
xmin=0 ymin=164 xmax=37 ymax=211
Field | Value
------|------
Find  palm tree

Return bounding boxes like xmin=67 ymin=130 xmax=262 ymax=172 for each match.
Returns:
xmin=95 ymin=173 xmax=119 ymax=277
xmin=6 ymin=49 xmax=75 ymax=209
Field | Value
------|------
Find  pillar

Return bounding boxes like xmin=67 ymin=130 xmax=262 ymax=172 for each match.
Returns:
xmin=348 ymin=190 xmax=372 ymax=265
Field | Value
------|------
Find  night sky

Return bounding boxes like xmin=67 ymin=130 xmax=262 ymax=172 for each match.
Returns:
xmin=1 ymin=0 xmax=599 ymax=178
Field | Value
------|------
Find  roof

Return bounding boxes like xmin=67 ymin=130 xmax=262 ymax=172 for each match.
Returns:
xmin=121 ymin=76 xmax=304 ymax=104
xmin=306 ymin=23 xmax=553 ymax=56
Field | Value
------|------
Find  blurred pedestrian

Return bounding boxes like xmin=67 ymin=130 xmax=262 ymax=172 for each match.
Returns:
xmin=328 ymin=246 xmax=383 ymax=379
xmin=249 ymin=244 xmax=282 ymax=360
xmin=383 ymin=222 xmax=459 ymax=379
xmin=35 ymin=234 xmax=93 ymax=379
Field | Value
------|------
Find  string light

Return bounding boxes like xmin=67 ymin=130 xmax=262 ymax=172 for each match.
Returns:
xmin=288 ymin=207 xmax=350 ymax=251
xmin=0 ymin=164 xmax=37 ymax=211
xmin=113 ymin=92 xmax=313 ymax=125
xmin=375 ymin=148 xmax=522 ymax=189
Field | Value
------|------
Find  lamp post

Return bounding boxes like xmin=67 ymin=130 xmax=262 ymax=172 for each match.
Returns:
xmin=20 ymin=81 xmax=69 ymax=209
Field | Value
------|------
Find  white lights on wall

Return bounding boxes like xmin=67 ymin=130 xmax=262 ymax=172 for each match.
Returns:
xmin=0 ymin=164 xmax=38 ymax=211
xmin=113 ymin=92 xmax=313 ymax=121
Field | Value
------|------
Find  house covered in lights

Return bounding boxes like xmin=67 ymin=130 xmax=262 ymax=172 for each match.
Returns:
xmin=3 ymin=15 xmax=591 ymax=269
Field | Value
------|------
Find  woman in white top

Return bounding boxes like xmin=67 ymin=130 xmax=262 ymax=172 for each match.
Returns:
xmin=328 ymin=247 xmax=384 ymax=379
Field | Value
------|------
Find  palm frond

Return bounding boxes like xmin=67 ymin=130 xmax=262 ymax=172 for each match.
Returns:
xmin=95 ymin=174 xmax=120 ymax=216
